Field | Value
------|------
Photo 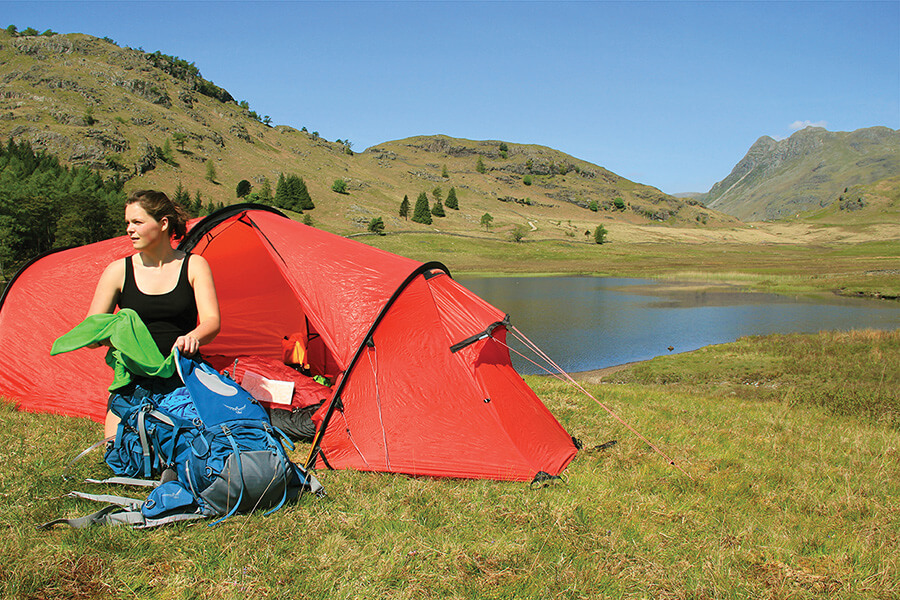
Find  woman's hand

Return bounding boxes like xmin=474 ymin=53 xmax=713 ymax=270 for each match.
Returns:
xmin=174 ymin=334 xmax=200 ymax=356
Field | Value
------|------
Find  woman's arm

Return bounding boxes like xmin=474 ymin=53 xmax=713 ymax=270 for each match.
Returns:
xmin=85 ymin=260 xmax=125 ymax=349
xmin=175 ymin=254 xmax=220 ymax=356
xmin=87 ymin=259 xmax=125 ymax=316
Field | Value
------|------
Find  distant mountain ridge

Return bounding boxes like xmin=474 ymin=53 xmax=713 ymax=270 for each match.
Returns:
xmin=0 ymin=28 xmax=733 ymax=239
xmin=703 ymin=126 xmax=900 ymax=221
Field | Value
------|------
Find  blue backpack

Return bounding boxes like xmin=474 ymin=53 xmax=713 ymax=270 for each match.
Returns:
xmin=42 ymin=351 xmax=323 ymax=529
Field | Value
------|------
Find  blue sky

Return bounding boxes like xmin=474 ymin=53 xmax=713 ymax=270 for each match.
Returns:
xmin=3 ymin=1 xmax=898 ymax=194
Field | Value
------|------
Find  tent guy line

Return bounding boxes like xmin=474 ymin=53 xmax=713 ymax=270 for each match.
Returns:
xmin=504 ymin=324 xmax=692 ymax=480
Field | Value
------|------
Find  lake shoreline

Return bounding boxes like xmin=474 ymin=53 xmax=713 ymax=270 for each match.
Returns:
xmin=534 ymin=361 xmax=645 ymax=384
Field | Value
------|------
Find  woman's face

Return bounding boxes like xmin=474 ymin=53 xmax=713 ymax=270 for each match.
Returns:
xmin=125 ymin=202 xmax=168 ymax=251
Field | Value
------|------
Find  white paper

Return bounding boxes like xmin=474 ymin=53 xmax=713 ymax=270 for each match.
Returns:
xmin=242 ymin=370 xmax=295 ymax=406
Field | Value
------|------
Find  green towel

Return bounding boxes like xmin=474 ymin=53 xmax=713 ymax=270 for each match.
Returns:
xmin=51 ymin=309 xmax=177 ymax=390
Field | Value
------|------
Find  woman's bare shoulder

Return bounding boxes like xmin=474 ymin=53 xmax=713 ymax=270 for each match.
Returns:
xmin=88 ymin=256 xmax=129 ymax=315
xmin=101 ymin=256 xmax=128 ymax=280
xmin=186 ymin=253 xmax=213 ymax=280
xmin=187 ymin=252 xmax=211 ymax=269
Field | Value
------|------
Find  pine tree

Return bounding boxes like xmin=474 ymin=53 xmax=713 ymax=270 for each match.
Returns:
xmin=411 ymin=192 xmax=432 ymax=224
xmin=160 ymin=138 xmax=174 ymax=163
xmin=172 ymin=182 xmax=190 ymax=209
xmin=172 ymin=132 xmax=188 ymax=152
xmin=258 ymin=177 xmax=273 ymax=205
xmin=294 ymin=176 xmax=314 ymax=210
xmin=205 ymin=159 xmax=217 ymax=183
xmin=446 ymin=187 xmax=459 ymax=210
xmin=431 ymin=199 xmax=445 ymax=217
xmin=191 ymin=190 xmax=203 ymax=217
xmin=476 ymin=156 xmax=486 ymax=174
xmin=399 ymin=195 xmax=410 ymax=219
xmin=274 ymin=173 xmax=288 ymax=209
xmin=284 ymin=176 xmax=303 ymax=212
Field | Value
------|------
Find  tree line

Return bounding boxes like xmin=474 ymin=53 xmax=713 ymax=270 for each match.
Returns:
xmin=232 ymin=174 xmax=316 ymax=215
xmin=0 ymin=139 xmax=126 ymax=279
xmin=398 ymin=186 xmax=460 ymax=226
xmin=0 ymin=140 xmax=325 ymax=280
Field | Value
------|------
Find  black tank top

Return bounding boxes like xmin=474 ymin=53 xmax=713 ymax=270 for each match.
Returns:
xmin=118 ymin=254 xmax=199 ymax=356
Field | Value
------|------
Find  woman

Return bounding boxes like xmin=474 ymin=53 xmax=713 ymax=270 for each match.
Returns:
xmin=88 ymin=190 xmax=220 ymax=437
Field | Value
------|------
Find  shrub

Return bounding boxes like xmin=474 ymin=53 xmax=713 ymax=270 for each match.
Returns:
xmin=331 ymin=179 xmax=348 ymax=194
xmin=368 ymin=217 xmax=385 ymax=235
xmin=510 ymin=225 xmax=527 ymax=243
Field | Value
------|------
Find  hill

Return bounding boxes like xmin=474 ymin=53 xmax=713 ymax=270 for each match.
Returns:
xmin=702 ymin=126 xmax=900 ymax=221
xmin=802 ymin=173 xmax=900 ymax=225
xmin=0 ymin=29 xmax=735 ymax=242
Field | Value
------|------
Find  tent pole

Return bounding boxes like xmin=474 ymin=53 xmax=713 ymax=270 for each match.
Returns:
xmin=304 ymin=261 xmax=450 ymax=471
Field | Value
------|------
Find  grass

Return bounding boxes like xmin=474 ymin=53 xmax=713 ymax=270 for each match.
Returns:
xmin=2 ymin=330 xmax=899 ymax=598
xmin=608 ymin=329 xmax=900 ymax=426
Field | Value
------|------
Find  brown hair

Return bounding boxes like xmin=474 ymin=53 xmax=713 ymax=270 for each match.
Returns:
xmin=126 ymin=190 xmax=190 ymax=239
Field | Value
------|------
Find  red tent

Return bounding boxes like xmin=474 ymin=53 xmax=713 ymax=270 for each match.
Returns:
xmin=0 ymin=205 xmax=577 ymax=481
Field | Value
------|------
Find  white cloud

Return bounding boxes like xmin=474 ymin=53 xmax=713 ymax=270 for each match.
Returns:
xmin=772 ymin=120 xmax=829 ymax=140
xmin=789 ymin=120 xmax=828 ymax=131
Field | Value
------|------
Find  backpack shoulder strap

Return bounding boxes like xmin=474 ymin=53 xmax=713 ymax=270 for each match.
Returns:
xmin=84 ymin=476 xmax=161 ymax=488
xmin=37 ymin=489 xmax=207 ymax=530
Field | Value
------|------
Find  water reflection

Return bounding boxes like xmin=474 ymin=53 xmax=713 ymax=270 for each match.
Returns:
xmin=458 ymin=276 xmax=900 ymax=375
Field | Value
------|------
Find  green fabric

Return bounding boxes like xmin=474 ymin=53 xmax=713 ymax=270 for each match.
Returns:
xmin=51 ymin=309 xmax=177 ymax=390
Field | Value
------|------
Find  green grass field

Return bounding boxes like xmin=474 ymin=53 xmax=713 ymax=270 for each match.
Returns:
xmin=2 ymin=329 xmax=898 ymax=599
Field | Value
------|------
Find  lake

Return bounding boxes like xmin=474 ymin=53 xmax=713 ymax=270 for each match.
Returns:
xmin=4 ymin=276 xmax=896 ymax=376
xmin=456 ymin=276 xmax=900 ymax=375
